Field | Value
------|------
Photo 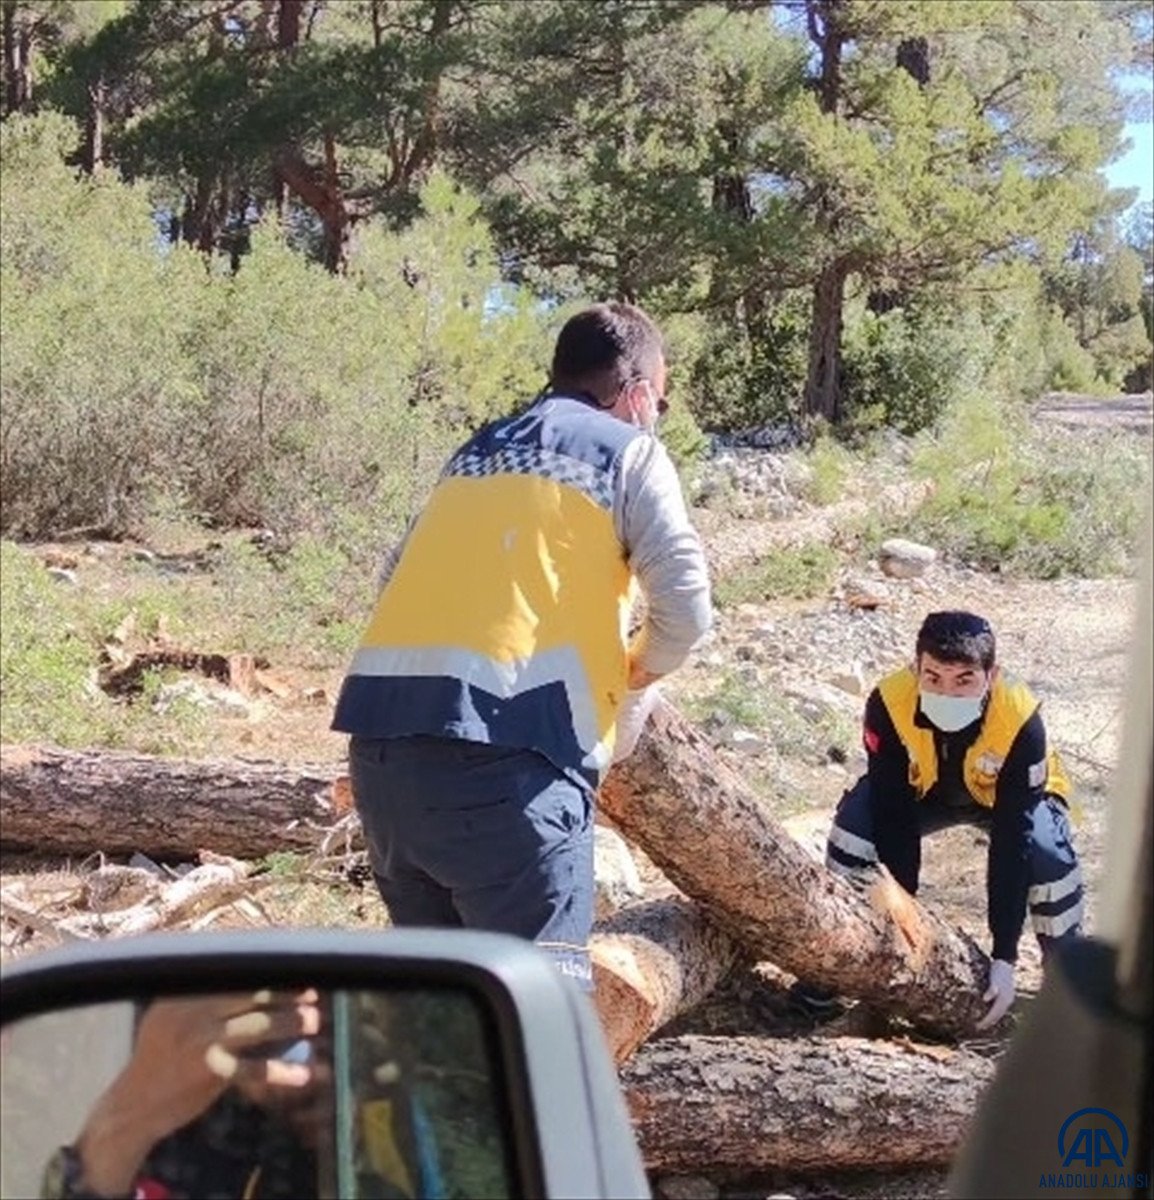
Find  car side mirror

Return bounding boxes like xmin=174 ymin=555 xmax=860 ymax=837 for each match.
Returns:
xmin=0 ymin=928 xmax=650 ymax=1200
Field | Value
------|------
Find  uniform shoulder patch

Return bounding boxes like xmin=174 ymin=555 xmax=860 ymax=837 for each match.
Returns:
xmin=863 ymin=724 xmax=881 ymax=755
xmin=975 ymin=751 xmax=1004 ymax=778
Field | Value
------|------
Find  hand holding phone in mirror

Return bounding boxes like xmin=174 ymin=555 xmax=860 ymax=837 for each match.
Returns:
xmin=72 ymin=990 xmax=323 ymax=1198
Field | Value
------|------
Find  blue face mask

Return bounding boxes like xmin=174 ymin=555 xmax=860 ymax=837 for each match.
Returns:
xmin=919 ymin=689 xmax=986 ymax=732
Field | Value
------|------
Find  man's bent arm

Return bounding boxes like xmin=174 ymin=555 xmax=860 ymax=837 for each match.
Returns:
xmin=863 ymin=689 xmax=922 ymax=894
xmin=988 ymin=710 xmax=1048 ymax=962
xmin=617 ymin=437 xmax=712 ymax=682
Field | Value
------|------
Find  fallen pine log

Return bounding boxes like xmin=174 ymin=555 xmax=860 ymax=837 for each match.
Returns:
xmin=591 ymin=896 xmax=745 ymax=1064
xmin=622 ymin=1033 xmax=997 ymax=1172
xmin=601 ymin=698 xmax=992 ymax=1037
xmin=0 ymin=744 xmax=344 ymax=859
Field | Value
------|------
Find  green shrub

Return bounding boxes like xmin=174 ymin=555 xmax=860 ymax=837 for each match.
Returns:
xmin=688 ymin=669 xmax=769 ymax=728
xmin=803 ymin=434 xmax=852 ymax=505
xmin=713 ymin=542 xmax=838 ymax=607
xmin=0 ymin=115 xmax=202 ymax=538
xmin=0 ymin=542 xmax=95 ymax=745
xmin=687 ymin=297 xmax=810 ymax=431
xmin=0 ymin=123 xmax=556 ymax=543
xmin=842 ymin=297 xmax=986 ymax=435
xmin=207 ymin=534 xmax=370 ymax=665
xmin=907 ymin=393 xmax=1149 ymax=578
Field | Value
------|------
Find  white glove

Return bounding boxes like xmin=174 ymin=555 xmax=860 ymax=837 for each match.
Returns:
xmin=975 ymin=958 xmax=1016 ymax=1030
xmin=611 ymin=686 xmax=660 ymax=764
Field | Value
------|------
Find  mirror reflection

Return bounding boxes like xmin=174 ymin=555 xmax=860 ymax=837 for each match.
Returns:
xmin=1 ymin=987 xmax=515 ymax=1200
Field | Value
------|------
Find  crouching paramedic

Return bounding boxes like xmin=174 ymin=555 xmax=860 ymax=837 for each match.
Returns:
xmin=824 ymin=610 xmax=1083 ymax=1030
xmin=330 ymin=302 xmax=713 ymax=991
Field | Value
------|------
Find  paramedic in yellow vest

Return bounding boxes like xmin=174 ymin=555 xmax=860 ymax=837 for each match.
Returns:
xmin=824 ymin=610 xmax=1083 ymax=1030
xmin=330 ymin=303 xmax=713 ymax=991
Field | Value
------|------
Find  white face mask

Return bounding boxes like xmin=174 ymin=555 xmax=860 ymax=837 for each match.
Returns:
xmin=919 ymin=689 xmax=986 ymax=732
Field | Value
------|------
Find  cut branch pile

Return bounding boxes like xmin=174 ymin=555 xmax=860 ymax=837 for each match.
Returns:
xmin=0 ymin=852 xmax=265 ymax=950
xmin=0 ymin=695 xmax=1003 ymax=1175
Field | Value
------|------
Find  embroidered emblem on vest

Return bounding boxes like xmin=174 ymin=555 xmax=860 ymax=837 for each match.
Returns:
xmin=975 ymin=751 xmax=1003 ymax=779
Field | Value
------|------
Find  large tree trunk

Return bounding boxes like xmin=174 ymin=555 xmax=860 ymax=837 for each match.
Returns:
xmin=591 ymin=897 xmax=745 ymax=1065
xmin=801 ymin=0 xmax=850 ymax=424
xmin=81 ymin=76 xmax=106 ymax=176
xmin=802 ymin=256 xmax=850 ymax=423
xmin=0 ymin=745 xmax=344 ymax=859
xmin=2 ymin=6 xmax=34 ymax=117
xmin=601 ymin=699 xmax=992 ymax=1038
xmin=622 ymin=1034 xmax=996 ymax=1172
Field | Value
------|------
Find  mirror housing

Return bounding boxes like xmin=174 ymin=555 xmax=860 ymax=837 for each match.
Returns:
xmin=0 ymin=928 xmax=650 ymax=1200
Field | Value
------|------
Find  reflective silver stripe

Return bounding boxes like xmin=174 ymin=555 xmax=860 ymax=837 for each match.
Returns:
xmin=1032 ymin=903 xmax=1084 ymax=938
xmin=825 ymin=857 xmax=877 ymax=887
xmin=827 ymin=823 xmax=879 ymax=863
xmin=348 ymin=643 xmax=612 ymax=770
xmin=1028 ymin=866 xmax=1083 ymax=907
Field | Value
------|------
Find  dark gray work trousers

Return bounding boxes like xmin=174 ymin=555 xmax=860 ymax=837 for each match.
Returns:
xmin=349 ymin=735 xmax=595 ymax=991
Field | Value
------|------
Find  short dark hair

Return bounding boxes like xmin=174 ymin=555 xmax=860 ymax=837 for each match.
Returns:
xmin=916 ymin=611 xmax=996 ymax=671
xmin=550 ymin=302 xmax=664 ymax=404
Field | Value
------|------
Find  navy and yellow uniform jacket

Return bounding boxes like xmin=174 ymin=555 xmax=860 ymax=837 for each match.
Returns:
xmin=331 ymin=396 xmax=645 ymax=792
xmin=866 ymin=667 xmax=1070 ymax=961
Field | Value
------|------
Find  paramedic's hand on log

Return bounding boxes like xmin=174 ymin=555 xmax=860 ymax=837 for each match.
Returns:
xmin=975 ymin=959 xmax=1016 ymax=1030
xmin=613 ymin=685 xmax=661 ymax=764
xmin=74 ymin=990 xmax=322 ymax=1197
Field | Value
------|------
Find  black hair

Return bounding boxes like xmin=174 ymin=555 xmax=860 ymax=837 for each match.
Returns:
xmin=550 ymin=302 xmax=664 ymax=405
xmin=916 ymin=611 xmax=996 ymax=671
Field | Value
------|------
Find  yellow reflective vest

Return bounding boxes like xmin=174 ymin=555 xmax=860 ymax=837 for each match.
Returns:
xmin=332 ymin=396 xmax=640 ymax=789
xmin=876 ymin=667 xmax=1071 ymax=808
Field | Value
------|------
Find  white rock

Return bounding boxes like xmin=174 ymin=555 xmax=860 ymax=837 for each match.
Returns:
xmin=828 ymin=665 xmax=866 ymax=696
xmin=211 ymin=687 xmax=254 ymax=717
xmin=152 ymin=679 xmax=251 ymax=718
xmin=841 ymin=574 xmax=889 ymax=609
xmin=726 ymin=729 xmax=767 ymax=754
xmin=878 ymin=537 xmax=937 ymax=579
xmin=47 ymin=567 xmax=78 ymax=585
xmin=785 ymin=682 xmax=850 ymax=717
